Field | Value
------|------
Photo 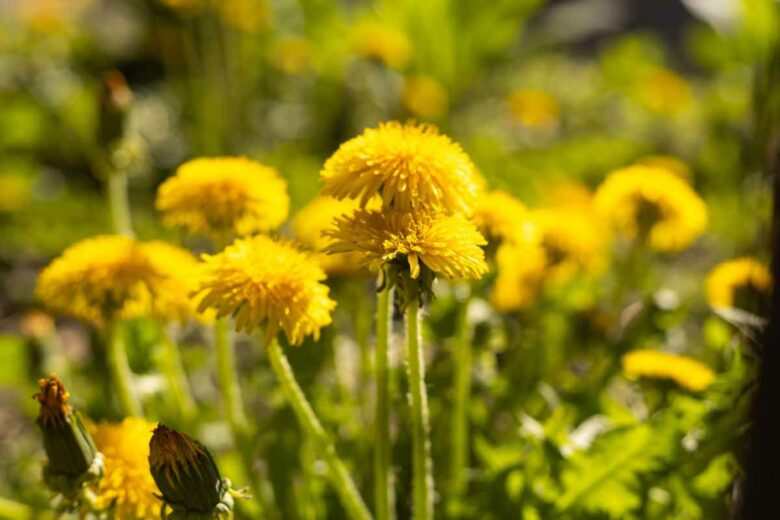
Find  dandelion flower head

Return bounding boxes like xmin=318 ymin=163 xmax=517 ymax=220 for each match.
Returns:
xmin=88 ymin=418 xmax=160 ymax=519
xmin=352 ymin=21 xmax=411 ymax=69
xmin=36 ymin=235 xmax=201 ymax=326
xmin=532 ymin=205 xmax=609 ymax=284
xmin=622 ymin=349 xmax=715 ymax=392
xmin=156 ymin=157 xmax=289 ymax=240
xmin=705 ymin=257 xmax=771 ymax=311
xmin=594 ymin=165 xmax=707 ymax=253
xmin=194 ymin=235 xmax=336 ymax=344
xmin=490 ymin=242 xmax=547 ymax=312
xmin=325 ymin=209 xmax=488 ymax=280
xmin=321 ymin=121 xmax=480 ymax=215
xmin=473 ymin=190 xmax=537 ymax=245
xmin=507 ymin=89 xmax=560 ymax=129
xmin=292 ymin=196 xmax=367 ymax=276
xmin=403 ymin=75 xmax=449 ymax=120
xmin=636 ymin=155 xmax=691 ymax=180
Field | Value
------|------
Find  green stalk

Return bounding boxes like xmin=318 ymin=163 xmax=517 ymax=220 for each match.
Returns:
xmin=374 ymin=285 xmax=394 ymax=520
xmin=159 ymin=327 xmax=196 ymax=421
xmin=449 ymin=292 xmax=472 ymax=507
xmin=214 ymin=318 xmax=248 ymax=434
xmin=265 ymin=337 xmax=372 ymax=520
xmin=106 ymin=170 xmax=133 ymax=237
xmin=0 ymin=496 xmax=35 ymax=520
xmin=403 ymin=279 xmax=433 ymax=520
xmin=106 ymin=321 xmax=141 ymax=417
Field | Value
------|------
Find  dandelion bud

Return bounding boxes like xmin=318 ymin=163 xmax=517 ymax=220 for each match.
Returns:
xmin=149 ymin=424 xmax=236 ymax=518
xmin=33 ymin=375 xmax=104 ymax=497
xmin=98 ymin=70 xmax=133 ymax=148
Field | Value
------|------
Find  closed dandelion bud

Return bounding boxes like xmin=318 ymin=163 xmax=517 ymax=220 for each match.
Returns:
xmin=33 ymin=375 xmax=104 ymax=498
xmin=98 ymin=70 xmax=133 ymax=149
xmin=149 ymin=424 xmax=236 ymax=519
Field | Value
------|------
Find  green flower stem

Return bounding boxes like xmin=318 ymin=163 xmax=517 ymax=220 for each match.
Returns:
xmin=214 ymin=318 xmax=248 ymax=434
xmin=403 ymin=279 xmax=433 ymax=520
xmin=374 ymin=284 xmax=394 ymax=520
xmin=106 ymin=170 xmax=133 ymax=237
xmin=107 ymin=321 xmax=141 ymax=417
xmin=0 ymin=496 xmax=36 ymax=519
xmin=449 ymin=292 xmax=472 ymax=507
xmin=266 ymin=337 xmax=372 ymax=520
xmin=159 ymin=327 xmax=196 ymax=421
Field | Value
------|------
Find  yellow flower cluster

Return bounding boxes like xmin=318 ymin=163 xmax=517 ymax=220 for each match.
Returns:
xmin=36 ymin=235 xmax=200 ymax=326
xmin=622 ymin=350 xmax=715 ymax=392
xmin=321 ymin=122 xmax=480 ymax=215
xmin=156 ymin=157 xmax=289 ymax=240
xmin=491 ymin=243 xmax=547 ymax=311
xmin=292 ymin=196 xmax=366 ymax=276
xmin=88 ymin=418 xmax=160 ymax=519
xmin=594 ymin=165 xmax=707 ymax=253
xmin=705 ymin=257 xmax=772 ymax=309
xmin=194 ymin=235 xmax=336 ymax=344
xmin=325 ymin=209 xmax=488 ymax=280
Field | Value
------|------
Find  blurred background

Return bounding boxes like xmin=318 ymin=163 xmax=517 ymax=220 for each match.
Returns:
xmin=0 ymin=0 xmax=776 ymax=518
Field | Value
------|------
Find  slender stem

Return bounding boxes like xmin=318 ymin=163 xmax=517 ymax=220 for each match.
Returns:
xmin=266 ymin=337 xmax=372 ymax=520
xmin=449 ymin=292 xmax=472 ymax=507
xmin=214 ymin=318 xmax=248 ymax=433
xmin=374 ymin=285 xmax=394 ymax=520
xmin=404 ymin=279 xmax=433 ymax=520
xmin=159 ymin=327 xmax=196 ymax=421
xmin=106 ymin=170 xmax=133 ymax=237
xmin=0 ymin=496 xmax=35 ymax=519
xmin=106 ymin=321 xmax=141 ymax=417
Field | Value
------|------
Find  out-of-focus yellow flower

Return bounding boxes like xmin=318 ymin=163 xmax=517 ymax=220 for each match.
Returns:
xmin=622 ymin=350 xmax=715 ymax=392
xmin=403 ymin=75 xmax=449 ymax=120
xmin=636 ymin=155 xmax=692 ymax=180
xmin=473 ymin=190 xmax=537 ymax=245
xmin=507 ymin=89 xmax=560 ymax=129
xmin=36 ymin=236 xmax=200 ymax=326
xmin=321 ymin=121 xmax=480 ymax=214
xmin=156 ymin=157 xmax=289 ymax=240
xmin=634 ymin=67 xmax=691 ymax=115
xmin=292 ymin=196 xmax=366 ymax=276
xmin=352 ymin=21 xmax=411 ymax=69
xmin=594 ymin=165 xmax=707 ymax=253
xmin=271 ymin=38 xmax=313 ymax=75
xmin=490 ymin=242 xmax=547 ymax=311
xmin=532 ymin=205 xmax=609 ymax=284
xmin=325 ymin=209 xmax=488 ymax=280
xmin=705 ymin=257 xmax=772 ymax=310
xmin=16 ymin=0 xmax=94 ymax=32
xmin=544 ymin=179 xmax=594 ymax=208
xmin=158 ymin=0 xmax=201 ymax=11
xmin=0 ymin=173 xmax=32 ymax=213
xmin=215 ymin=0 xmax=269 ymax=32
xmin=194 ymin=235 xmax=335 ymax=344
xmin=88 ymin=418 xmax=159 ymax=519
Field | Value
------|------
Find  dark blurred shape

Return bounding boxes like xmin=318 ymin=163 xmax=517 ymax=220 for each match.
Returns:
xmin=98 ymin=70 xmax=133 ymax=150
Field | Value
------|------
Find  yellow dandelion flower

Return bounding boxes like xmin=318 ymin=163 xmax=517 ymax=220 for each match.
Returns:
xmin=88 ymin=418 xmax=160 ymax=519
xmin=156 ymin=157 xmax=289 ymax=240
xmin=194 ymin=235 xmax=336 ymax=344
xmin=705 ymin=257 xmax=772 ymax=310
xmin=636 ymin=155 xmax=692 ymax=180
xmin=36 ymin=235 xmax=200 ymax=326
xmin=594 ymin=165 xmax=708 ymax=253
xmin=532 ymin=206 xmax=609 ymax=284
xmin=215 ymin=0 xmax=269 ymax=32
xmin=473 ymin=190 xmax=537 ymax=245
xmin=622 ymin=350 xmax=715 ymax=392
xmin=507 ymin=89 xmax=560 ymax=129
xmin=0 ymin=173 xmax=32 ymax=213
xmin=490 ymin=242 xmax=547 ymax=311
xmin=543 ymin=179 xmax=594 ymax=208
xmin=352 ymin=21 xmax=411 ymax=69
xmin=321 ymin=121 xmax=480 ymax=214
xmin=403 ymin=75 xmax=449 ymax=120
xmin=634 ymin=67 xmax=691 ymax=115
xmin=271 ymin=37 xmax=313 ymax=75
xmin=292 ymin=196 xmax=366 ymax=276
xmin=325 ymin=209 xmax=488 ymax=280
